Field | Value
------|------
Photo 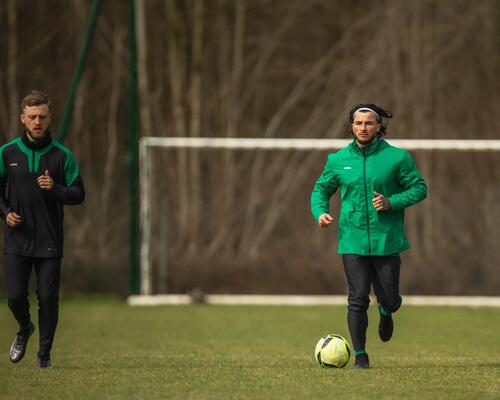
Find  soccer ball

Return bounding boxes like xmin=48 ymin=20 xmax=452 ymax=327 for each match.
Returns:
xmin=315 ymin=334 xmax=351 ymax=368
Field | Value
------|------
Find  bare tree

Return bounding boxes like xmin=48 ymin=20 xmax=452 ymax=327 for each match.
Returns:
xmin=187 ymin=0 xmax=204 ymax=253
xmin=165 ymin=0 xmax=190 ymax=248
xmin=7 ymin=0 xmax=18 ymax=138
xmin=98 ymin=26 xmax=125 ymax=256
xmin=1 ymin=0 xmax=499 ymax=295
xmin=135 ymin=0 xmax=154 ymax=140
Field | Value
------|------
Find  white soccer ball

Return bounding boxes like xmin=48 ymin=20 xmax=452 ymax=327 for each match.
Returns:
xmin=315 ymin=334 xmax=351 ymax=368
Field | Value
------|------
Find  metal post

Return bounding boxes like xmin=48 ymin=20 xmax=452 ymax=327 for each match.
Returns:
xmin=139 ymin=139 xmax=151 ymax=295
xmin=57 ymin=0 xmax=103 ymax=142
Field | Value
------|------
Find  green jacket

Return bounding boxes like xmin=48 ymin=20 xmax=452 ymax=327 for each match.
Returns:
xmin=311 ymin=138 xmax=427 ymax=255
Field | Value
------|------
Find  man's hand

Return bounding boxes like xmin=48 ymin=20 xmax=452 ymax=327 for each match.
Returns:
xmin=37 ymin=170 xmax=53 ymax=191
xmin=6 ymin=212 xmax=22 ymax=227
xmin=318 ymin=213 xmax=334 ymax=228
xmin=372 ymin=191 xmax=391 ymax=211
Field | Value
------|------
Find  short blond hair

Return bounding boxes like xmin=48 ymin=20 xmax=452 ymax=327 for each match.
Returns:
xmin=21 ymin=90 xmax=51 ymax=111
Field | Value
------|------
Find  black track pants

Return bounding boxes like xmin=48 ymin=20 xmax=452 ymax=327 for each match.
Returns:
xmin=4 ymin=254 xmax=61 ymax=356
xmin=342 ymin=254 xmax=402 ymax=351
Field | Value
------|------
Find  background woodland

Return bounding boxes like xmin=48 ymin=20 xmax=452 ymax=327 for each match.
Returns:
xmin=0 ymin=0 xmax=499 ymax=295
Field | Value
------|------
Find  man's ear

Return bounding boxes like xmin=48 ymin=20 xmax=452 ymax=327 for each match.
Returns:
xmin=20 ymin=114 xmax=25 ymax=124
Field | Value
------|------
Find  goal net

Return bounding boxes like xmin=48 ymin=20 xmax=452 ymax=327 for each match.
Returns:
xmin=139 ymin=137 xmax=500 ymax=298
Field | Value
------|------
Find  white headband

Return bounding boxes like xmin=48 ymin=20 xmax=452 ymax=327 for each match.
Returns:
xmin=354 ymin=107 xmax=380 ymax=121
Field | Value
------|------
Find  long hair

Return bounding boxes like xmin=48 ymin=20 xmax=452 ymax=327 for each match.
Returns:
xmin=349 ymin=103 xmax=393 ymax=137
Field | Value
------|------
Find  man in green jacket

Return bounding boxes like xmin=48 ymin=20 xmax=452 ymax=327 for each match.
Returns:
xmin=311 ymin=104 xmax=427 ymax=369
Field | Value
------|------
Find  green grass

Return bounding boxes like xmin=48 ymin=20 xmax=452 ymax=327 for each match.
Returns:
xmin=1 ymin=298 xmax=500 ymax=399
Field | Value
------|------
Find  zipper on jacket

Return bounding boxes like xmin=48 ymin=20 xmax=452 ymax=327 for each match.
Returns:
xmin=363 ymin=148 xmax=371 ymax=253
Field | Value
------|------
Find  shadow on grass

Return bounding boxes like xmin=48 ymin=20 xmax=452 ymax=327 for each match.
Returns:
xmin=377 ymin=362 xmax=500 ymax=370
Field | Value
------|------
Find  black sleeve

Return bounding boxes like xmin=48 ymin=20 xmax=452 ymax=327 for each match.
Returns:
xmin=0 ymin=178 xmax=12 ymax=220
xmin=0 ymin=147 xmax=11 ymax=220
xmin=50 ymin=174 xmax=85 ymax=205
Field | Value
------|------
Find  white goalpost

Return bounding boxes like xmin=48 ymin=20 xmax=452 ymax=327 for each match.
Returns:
xmin=133 ymin=137 xmax=500 ymax=306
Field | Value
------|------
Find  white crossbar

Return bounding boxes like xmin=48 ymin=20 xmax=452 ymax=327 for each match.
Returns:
xmin=140 ymin=137 xmax=500 ymax=151
xmin=128 ymin=294 xmax=500 ymax=307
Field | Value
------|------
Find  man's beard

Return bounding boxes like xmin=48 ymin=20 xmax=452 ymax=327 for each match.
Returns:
xmin=355 ymin=134 xmax=376 ymax=146
xmin=26 ymin=127 xmax=49 ymax=141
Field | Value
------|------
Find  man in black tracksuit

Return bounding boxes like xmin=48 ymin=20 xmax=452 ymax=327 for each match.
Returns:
xmin=0 ymin=91 xmax=85 ymax=368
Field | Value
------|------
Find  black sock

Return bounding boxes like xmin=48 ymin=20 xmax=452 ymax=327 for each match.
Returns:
xmin=347 ymin=308 xmax=368 ymax=352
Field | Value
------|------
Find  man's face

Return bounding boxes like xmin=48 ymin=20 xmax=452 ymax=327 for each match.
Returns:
xmin=20 ymin=104 xmax=51 ymax=141
xmin=352 ymin=111 xmax=380 ymax=147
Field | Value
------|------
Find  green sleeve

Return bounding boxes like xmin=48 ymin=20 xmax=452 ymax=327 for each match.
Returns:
xmin=0 ymin=145 xmax=8 ymax=182
xmin=310 ymin=154 xmax=339 ymax=221
xmin=64 ymin=150 xmax=80 ymax=186
xmin=389 ymin=151 xmax=427 ymax=211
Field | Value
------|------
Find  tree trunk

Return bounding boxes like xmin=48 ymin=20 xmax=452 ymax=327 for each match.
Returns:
xmin=165 ymin=0 xmax=190 ymax=248
xmin=187 ymin=0 xmax=204 ymax=254
xmin=7 ymin=0 xmax=18 ymax=138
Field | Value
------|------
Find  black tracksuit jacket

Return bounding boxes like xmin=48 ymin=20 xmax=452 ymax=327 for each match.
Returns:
xmin=0 ymin=132 xmax=85 ymax=258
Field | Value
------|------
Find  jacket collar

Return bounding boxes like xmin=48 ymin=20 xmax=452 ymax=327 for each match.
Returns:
xmin=21 ymin=131 xmax=53 ymax=150
xmin=349 ymin=137 xmax=386 ymax=156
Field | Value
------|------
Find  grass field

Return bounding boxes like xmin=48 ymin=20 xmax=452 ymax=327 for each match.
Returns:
xmin=1 ymin=298 xmax=500 ymax=399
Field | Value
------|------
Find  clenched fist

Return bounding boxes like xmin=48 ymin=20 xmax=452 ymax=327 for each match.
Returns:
xmin=318 ymin=213 xmax=333 ymax=228
xmin=37 ymin=170 xmax=53 ymax=190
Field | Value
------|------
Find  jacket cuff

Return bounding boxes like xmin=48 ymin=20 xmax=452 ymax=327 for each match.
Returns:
xmin=388 ymin=195 xmax=403 ymax=211
xmin=0 ymin=206 xmax=13 ymax=222
xmin=50 ymin=183 xmax=67 ymax=201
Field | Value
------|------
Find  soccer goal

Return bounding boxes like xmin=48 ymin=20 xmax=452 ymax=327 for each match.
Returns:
xmin=134 ymin=137 xmax=500 ymax=305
